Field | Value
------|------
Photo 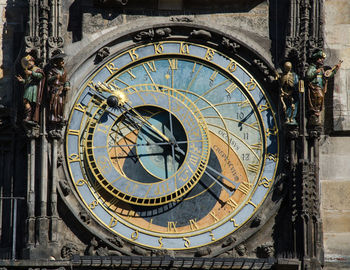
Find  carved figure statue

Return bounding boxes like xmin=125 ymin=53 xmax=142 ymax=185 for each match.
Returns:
xmin=46 ymin=53 xmax=70 ymax=124
xmin=306 ymin=50 xmax=342 ymax=124
xmin=15 ymin=55 xmax=45 ymax=123
xmin=277 ymin=61 xmax=299 ymax=124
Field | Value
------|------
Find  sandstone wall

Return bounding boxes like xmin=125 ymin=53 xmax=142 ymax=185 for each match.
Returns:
xmin=322 ymin=1 xmax=350 ymax=269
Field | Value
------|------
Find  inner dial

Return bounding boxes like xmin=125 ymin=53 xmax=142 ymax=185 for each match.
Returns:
xmin=111 ymin=107 xmax=188 ymax=181
xmin=85 ymin=85 xmax=211 ymax=206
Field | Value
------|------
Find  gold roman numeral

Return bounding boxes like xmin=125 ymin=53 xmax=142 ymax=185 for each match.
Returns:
xmin=225 ymin=82 xmax=238 ymax=94
xmin=145 ymin=61 xmax=156 ymax=72
xmin=247 ymin=163 xmax=259 ymax=174
xmin=251 ymin=142 xmax=262 ymax=150
xmin=209 ymin=71 xmax=218 ymax=82
xmin=167 ymin=221 xmax=178 ymax=232
xmin=237 ymin=182 xmax=252 ymax=195
xmin=189 ymin=219 xmax=199 ymax=231
xmin=226 ymin=198 xmax=238 ymax=211
xmin=168 ymin=59 xmax=178 ymax=70
xmin=67 ymin=129 xmax=80 ymax=136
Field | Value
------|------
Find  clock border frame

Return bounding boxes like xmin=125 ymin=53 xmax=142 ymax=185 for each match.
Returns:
xmin=59 ymin=20 xmax=284 ymax=257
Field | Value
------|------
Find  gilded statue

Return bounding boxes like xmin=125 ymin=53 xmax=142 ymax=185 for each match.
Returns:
xmin=277 ymin=61 xmax=299 ymax=125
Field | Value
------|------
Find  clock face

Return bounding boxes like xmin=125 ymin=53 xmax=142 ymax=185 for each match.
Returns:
xmin=66 ymin=41 xmax=279 ymax=250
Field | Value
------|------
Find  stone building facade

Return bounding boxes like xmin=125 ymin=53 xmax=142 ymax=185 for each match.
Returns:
xmin=0 ymin=0 xmax=349 ymax=269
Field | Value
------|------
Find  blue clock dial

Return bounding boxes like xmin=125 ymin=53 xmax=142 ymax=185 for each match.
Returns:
xmin=66 ymin=41 xmax=279 ymax=250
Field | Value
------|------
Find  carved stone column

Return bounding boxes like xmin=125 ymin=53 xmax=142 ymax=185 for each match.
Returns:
xmin=37 ymin=106 xmax=49 ymax=245
xmin=48 ymin=0 xmax=64 ymax=56
xmin=48 ymin=129 xmax=63 ymax=243
xmin=23 ymin=126 xmax=39 ymax=257
xmin=24 ymin=0 xmax=40 ymax=54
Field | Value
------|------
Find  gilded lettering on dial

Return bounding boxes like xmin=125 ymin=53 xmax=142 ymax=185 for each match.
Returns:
xmin=245 ymin=78 xmax=256 ymax=90
xmin=74 ymin=103 xmax=87 ymax=113
xmin=127 ymin=70 xmax=136 ymax=80
xmin=258 ymin=103 xmax=270 ymax=112
xmin=168 ymin=59 xmax=178 ymax=70
xmin=226 ymin=60 xmax=237 ymax=73
xmin=183 ymin=237 xmax=191 ymax=248
xmin=226 ymin=198 xmax=238 ymax=211
xmin=267 ymin=153 xmax=277 ymax=161
xmin=97 ymin=156 xmax=112 ymax=175
xmin=89 ymin=200 xmax=99 ymax=210
xmin=108 ymin=216 xmax=118 ymax=228
xmin=248 ymin=200 xmax=257 ymax=208
xmin=237 ymin=182 xmax=252 ymax=195
xmin=154 ymin=182 xmax=171 ymax=196
xmin=97 ymin=123 xmax=110 ymax=134
xmin=247 ymin=163 xmax=259 ymax=174
xmin=230 ymin=218 xmax=239 ymax=227
xmin=68 ymin=129 xmax=80 ymax=136
xmin=179 ymin=42 xmax=190 ymax=54
xmin=76 ymin=179 xmax=87 ymax=186
xmin=106 ymin=62 xmax=118 ymax=74
xmin=179 ymin=169 xmax=189 ymax=182
xmin=167 ymin=221 xmax=178 ymax=232
xmin=205 ymin=48 xmax=215 ymax=61
xmin=68 ymin=153 xmax=80 ymax=163
xmin=225 ymin=83 xmax=238 ymax=95
xmin=189 ymin=219 xmax=199 ymax=231
xmin=158 ymin=237 xmax=163 ymax=248
xmin=210 ymin=211 xmax=219 ymax=222
xmin=209 ymin=71 xmax=218 ymax=82
xmin=154 ymin=43 xmax=164 ymax=54
xmin=131 ymin=230 xmax=139 ymax=240
xmin=258 ymin=177 xmax=273 ymax=188
xmin=145 ymin=61 xmax=157 ymax=72
xmin=209 ymin=231 xmax=215 ymax=241
xmin=128 ymin=49 xmax=139 ymax=61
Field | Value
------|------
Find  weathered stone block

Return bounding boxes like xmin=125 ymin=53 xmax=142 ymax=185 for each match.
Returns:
xmin=324 ymin=233 xmax=350 ymax=256
xmin=321 ymin=181 xmax=350 ymax=210
xmin=322 ymin=210 xmax=350 ymax=233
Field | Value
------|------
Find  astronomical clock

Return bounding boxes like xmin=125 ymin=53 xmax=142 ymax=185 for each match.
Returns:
xmin=64 ymin=36 xmax=280 ymax=255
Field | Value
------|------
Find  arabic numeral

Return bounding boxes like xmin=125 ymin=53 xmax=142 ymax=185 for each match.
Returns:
xmin=242 ymin=153 xmax=250 ymax=161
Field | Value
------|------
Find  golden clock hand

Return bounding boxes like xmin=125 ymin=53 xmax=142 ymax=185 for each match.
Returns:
xmin=103 ymin=87 xmax=171 ymax=143
xmin=204 ymin=171 xmax=234 ymax=196
xmin=206 ymin=165 xmax=240 ymax=189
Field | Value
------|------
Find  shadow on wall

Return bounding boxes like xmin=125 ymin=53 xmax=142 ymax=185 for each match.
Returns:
xmin=0 ymin=1 xmax=28 ymax=259
xmin=269 ymin=0 xmax=289 ymax=67
xmin=67 ymin=0 xmax=266 ymax=43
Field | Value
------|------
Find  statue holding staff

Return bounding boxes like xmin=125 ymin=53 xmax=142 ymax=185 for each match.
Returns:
xmin=46 ymin=53 xmax=70 ymax=124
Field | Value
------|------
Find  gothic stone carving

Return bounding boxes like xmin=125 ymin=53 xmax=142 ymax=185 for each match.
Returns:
xmin=133 ymin=28 xmax=171 ymax=42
